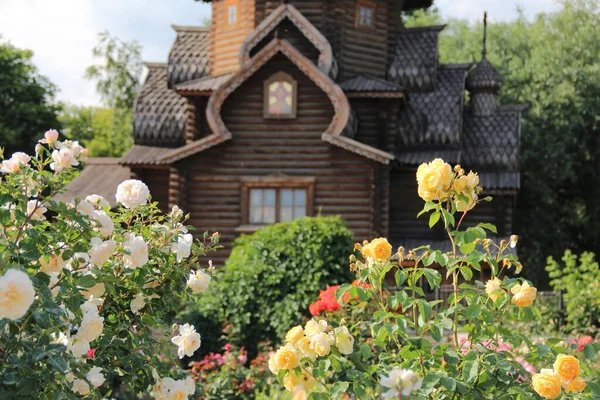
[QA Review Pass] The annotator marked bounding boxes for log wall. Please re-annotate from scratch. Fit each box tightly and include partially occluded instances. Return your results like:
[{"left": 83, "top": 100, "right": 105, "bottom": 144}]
[
  {"left": 210, "top": 0, "right": 256, "bottom": 76},
  {"left": 184, "top": 54, "right": 376, "bottom": 265}
]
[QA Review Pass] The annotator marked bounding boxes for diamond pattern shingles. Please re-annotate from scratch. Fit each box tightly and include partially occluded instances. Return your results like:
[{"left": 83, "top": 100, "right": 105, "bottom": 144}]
[
  {"left": 397, "top": 65, "right": 469, "bottom": 147},
  {"left": 133, "top": 63, "right": 187, "bottom": 146},
  {"left": 462, "top": 106, "right": 522, "bottom": 171},
  {"left": 167, "top": 26, "right": 210, "bottom": 88},
  {"left": 388, "top": 25, "right": 444, "bottom": 91},
  {"left": 339, "top": 75, "right": 404, "bottom": 92}
]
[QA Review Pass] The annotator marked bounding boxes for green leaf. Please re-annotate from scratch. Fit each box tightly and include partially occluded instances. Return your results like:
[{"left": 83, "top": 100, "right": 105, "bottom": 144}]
[
  {"left": 460, "top": 266, "right": 473, "bottom": 281},
  {"left": 360, "top": 344, "right": 372, "bottom": 360},
  {"left": 460, "top": 242, "right": 476, "bottom": 254},
  {"left": 2, "top": 370, "right": 19, "bottom": 385},
  {"left": 47, "top": 353, "right": 69, "bottom": 373},
  {"left": 429, "top": 211, "right": 441, "bottom": 228},
  {"left": 462, "top": 360, "right": 479, "bottom": 384},
  {"left": 422, "top": 268, "right": 442, "bottom": 288},
  {"left": 583, "top": 343, "right": 596, "bottom": 360},
  {"left": 417, "top": 201, "right": 437, "bottom": 217},
  {"left": 78, "top": 274, "right": 96, "bottom": 288},
  {"left": 465, "top": 303, "right": 481, "bottom": 319},
  {"left": 395, "top": 269, "right": 407, "bottom": 287},
  {"left": 477, "top": 223, "right": 497, "bottom": 233},
  {"left": 330, "top": 382, "right": 349, "bottom": 398},
  {"left": 441, "top": 208, "right": 455, "bottom": 227},
  {"left": 33, "top": 311, "right": 52, "bottom": 328}
]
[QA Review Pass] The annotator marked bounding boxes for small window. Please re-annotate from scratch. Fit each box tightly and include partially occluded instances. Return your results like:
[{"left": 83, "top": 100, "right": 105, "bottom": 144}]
[
  {"left": 225, "top": 0, "right": 239, "bottom": 25},
  {"left": 239, "top": 176, "right": 315, "bottom": 230},
  {"left": 249, "top": 188, "right": 307, "bottom": 224},
  {"left": 264, "top": 71, "right": 297, "bottom": 119},
  {"left": 356, "top": 0, "right": 376, "bottom": 29}
]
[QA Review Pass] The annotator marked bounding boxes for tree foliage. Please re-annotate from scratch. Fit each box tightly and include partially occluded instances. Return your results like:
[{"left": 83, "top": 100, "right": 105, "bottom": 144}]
[
  {"left": 0, "top": 39, "right": 60, "bottom": 155},
  {"left": 57, "top": 104, "right": 132, "bottom": 157},
  {"left": 405, "top": 0, "right": 600, "bottom": 285}
]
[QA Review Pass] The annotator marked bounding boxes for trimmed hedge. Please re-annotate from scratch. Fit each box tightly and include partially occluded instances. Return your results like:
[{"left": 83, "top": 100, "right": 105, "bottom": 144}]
[{"left": 189, "top": 216, "right": 354, "bottom": 358}]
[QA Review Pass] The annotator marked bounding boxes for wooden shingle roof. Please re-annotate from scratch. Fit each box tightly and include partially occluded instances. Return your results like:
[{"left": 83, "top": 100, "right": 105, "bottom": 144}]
[
  {"left": 133, "top": 63, "right": 187, "bottom": 146},
  {"left": 53, "top": 158, "right": 131, "bottom": 207},
  {"left": 339, "top": 75, "right": 404, "bottom": 98},
  {"left": 167, "top": 25, "right": 210, "bottom": 88}
]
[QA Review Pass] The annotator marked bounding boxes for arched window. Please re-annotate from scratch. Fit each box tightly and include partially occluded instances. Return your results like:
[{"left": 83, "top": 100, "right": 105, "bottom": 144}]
[{"left": 264, "top": 71, "right": 297, "bottom": 119}]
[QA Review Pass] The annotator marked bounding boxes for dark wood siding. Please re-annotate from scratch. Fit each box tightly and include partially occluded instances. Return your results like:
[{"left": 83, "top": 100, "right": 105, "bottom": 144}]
[
  {"left": 250, "top": 18, "right": 320, "bottom": 65},
  {"left": 185, "top": 54, "right": 376, "bottom": 265},
  {"left": 135, "top": 168, "right": 170, "bottom": 214}
]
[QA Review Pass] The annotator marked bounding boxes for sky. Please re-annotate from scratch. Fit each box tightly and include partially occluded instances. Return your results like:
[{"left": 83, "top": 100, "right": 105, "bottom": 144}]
[{"left": 0, "top": 0, "right": 559, "bottom": 107}]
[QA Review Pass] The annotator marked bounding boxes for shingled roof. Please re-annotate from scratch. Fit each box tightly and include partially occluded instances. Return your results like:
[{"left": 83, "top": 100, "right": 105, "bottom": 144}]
[
  {"left": 396, "top": 64, "right": 469, "bottom": 148},
  {"left": 133, "top": 63, "right": 188, "bottom": 147},
  {"left": 462, "top": 105, "right": 527, "bottom": 172},
  {"left": 53, "top": 158, "right": 131, "bottom": 207},
  {"left": 339, "top": 75, "right": 404, "bottom": 97},
  {"left": 175, "top": 73, "right": 233, "bottom": 95},
  {"left": 167, "top": 25, "right": 210, "bottom": 88},
  {"left": 388, "top": 25, "right": 445, "bottom": 91}
]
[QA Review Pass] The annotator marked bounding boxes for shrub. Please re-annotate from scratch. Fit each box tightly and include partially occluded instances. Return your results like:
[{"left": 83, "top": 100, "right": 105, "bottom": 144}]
[
  {"left": 0, "top": 131, "right": 218, "bottom": 398},
  {"left": 191, "top": 216, "right": 354, "bottom": 358},
  {"left": 546, "top": 250, "right": 600, "bottom": 333}
]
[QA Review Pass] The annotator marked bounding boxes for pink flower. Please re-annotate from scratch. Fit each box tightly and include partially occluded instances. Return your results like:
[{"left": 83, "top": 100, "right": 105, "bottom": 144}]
[
  {"left": 86, "top": 349, "right": 96, "bottom": 358},
  {"left": 223, "top": 343, "right": 232, "bottom": 352},
  {"left": 570, "top": 335, "right": 593, "bottom": 352}
]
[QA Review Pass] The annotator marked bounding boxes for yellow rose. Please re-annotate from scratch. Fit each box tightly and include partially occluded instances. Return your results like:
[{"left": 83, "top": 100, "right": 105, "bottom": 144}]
[
  {"left": 362, "top": 238, "right": 391, "bottom": 261},
  {"left": 564, "top": 376, "right": 586, "bottom": 393},
  {"left": 285, "top": 325, "right": 304, "bottom": 344},
  {"left": 532, "top": 369, "right": 563, "bottom": 399},
  {"left": 553, "top": 354, "right": 581, "bottom": 381},
  {"left": 455, "top": 191, "right": 477, "bottom": 212},
  {"left": 484, "top": 277, "right": 502, "bottom": 302},
  {"left": 296, "top": 336, "right": 318, "bottom": 360},
  {"left": 309, "top": 332, "right": 334, "bottom": 357},
  {"left": 453, "top": 175, "right": 469, "bottom": 193},
  {"left": 268, "top": 344, "right": 299, "bottom": 374},
  {"left": 466, "top": 171, "right": 479, "bottom": 188},
  {"left": 283, "top": 369, "right": 316, "bottom": 392},
  {"left": 416, "top": 159, "right": 453, "bottom": 201},
  {"left": 334, "top": 326, "right": 354, "bottom": 355},
  {"left": 511, "top": 281, "right": 537, "bottom": 307},
  {"left": 430, "top": 158, "right": 453, "bottom": 188}
]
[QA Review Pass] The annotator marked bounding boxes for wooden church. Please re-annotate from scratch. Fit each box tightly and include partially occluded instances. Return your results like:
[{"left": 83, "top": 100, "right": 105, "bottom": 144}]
[{"left": 70, "top": 0, "right": 527, "bottom": 264}]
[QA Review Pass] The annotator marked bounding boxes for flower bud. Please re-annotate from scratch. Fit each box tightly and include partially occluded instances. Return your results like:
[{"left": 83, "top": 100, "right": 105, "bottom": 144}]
[
  {"left": 35, "top": 144, "right": 43, "bottom": 154},
  {"left": 500, "top": 239, "right": 507, "bottom": 247},
  {"left": 503, "top": 258, "right": 511, "bottom": 268},
  {"left": 509, "top": 234, "right": 519, "bottom": 248}
]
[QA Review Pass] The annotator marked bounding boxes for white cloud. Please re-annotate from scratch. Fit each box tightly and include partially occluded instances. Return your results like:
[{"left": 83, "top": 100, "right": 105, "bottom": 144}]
[{"left": 435, "top": 0, "right": 560, "bottom": 22}]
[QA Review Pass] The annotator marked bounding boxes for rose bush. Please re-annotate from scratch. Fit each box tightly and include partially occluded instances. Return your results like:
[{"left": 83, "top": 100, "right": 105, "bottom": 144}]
[
  {"left": 0, "top": 131, "right": 219, "bottom": 398},
  {"left": 269, "top": 159, "right": 600, "bottom": 399}
]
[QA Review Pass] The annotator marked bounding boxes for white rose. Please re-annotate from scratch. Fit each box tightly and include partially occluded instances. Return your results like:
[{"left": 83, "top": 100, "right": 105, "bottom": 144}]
[
  {"left": 80, "top": 298, "right": 102, "bottom": 316},
  {"left": 173, "top": 233, "right": 193, "bottom": 262},
  {"left": 27, "top": 199, "right": 47, "bottom": 221},
  {"left": 72, "top": 378, "right": 90, "bottom": 395},
  {"left": 0, "top": 158, "right": 20, "bottom": 174},
  {"left": 39, "top": 253, "right": 66, "bottom": 274},
  {"left": 74, "top": 199, "right": 95, "bottom": 217},
  {"left": 48, "top": 272, "right": 60, "bottom": 298},
  {"left": 67, "top": 252, "right": 89, "bottom": 271},
  {"left": 0, "top": 269, "right": 35, "bottom": 320},
  {"left": 380, "top": 368, "right": 423, "bottom": 399},
  {"left": 11, "top": 152, "right": 31, "bottom": 165},
  {"left": 171, "top": 323, "right": 201, "bottom": 359},
  {"left": 76, "top": 313, "right": 104, "bottom": 342},
  {"left": 124, "top": 233, "right": 148, "bottom": 269},
  {"left": 89, "top": 237, "right": 116, "bottom": 266},
  {"left": 164, "top": 378, "right": 194, "bottom": 400},
  {"left": 41, "top": 129, "right": 59, "bottom": 144},
  {"left": 69, "top": 337, "right": 90, "bottom": 358},
  {"left": 87, "top": 367, "right": 105, "bottom": 388},
  {"left": 50, "top": 147, "right": 78, "bottom": 171},
  {"left": 186, "top": 270, "right": 211, "bottom": 294},
  {"left": 80, "top": 282, "right": 105, "bottom": 300},
  {"left": 308, "top": 332, "right": 334, "bottom": 357},
  {"left": 85, "top": 194, "right": 110, "bottom": 210},
  {"left": 130, "top": 293, "right": 146, "bottom": 314},
  {"left": 116, "top": 179, "right": 150, "bottom": 209},
  {"left": 92, "top": 210, "right": 114, "bottom": 237}
]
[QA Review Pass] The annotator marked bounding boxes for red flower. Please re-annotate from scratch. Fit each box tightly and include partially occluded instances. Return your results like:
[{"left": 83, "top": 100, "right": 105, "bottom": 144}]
[
  {"left": 570, "top": 335, "right": 593, "bottom": 352},
  {"left": 86, "top": 349, "right": 96, "bottom": 358}
]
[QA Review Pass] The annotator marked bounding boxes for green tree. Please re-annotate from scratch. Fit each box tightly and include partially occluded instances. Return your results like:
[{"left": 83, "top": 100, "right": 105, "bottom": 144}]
[
  {"left": 0, "top": 39, "right": 60, "bottom": 155},
  {"left": 57, "top": 104, "right": 132, "bottom": 157},
  {"left": 404, "top": 0, "right": 600, "bottom": 286}
]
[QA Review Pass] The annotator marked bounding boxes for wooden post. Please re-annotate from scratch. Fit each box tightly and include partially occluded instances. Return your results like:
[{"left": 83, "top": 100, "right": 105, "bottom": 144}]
[{"left": 185, "top": 98, "right": 197, "bottom": 144}]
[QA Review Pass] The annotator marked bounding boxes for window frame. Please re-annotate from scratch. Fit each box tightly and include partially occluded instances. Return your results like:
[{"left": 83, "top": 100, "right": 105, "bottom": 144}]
[
  {"left": 239, "top": 175, "right": 315, "bottom": 231},
  {"left": 263, "top": 71, "right": 298, "bottom": 120},
  {"left": 224, "top": 0, "right": 240, "bottom": 26},
  {"left": 355, "top": 0, "right": 376, "bottom": 29}
]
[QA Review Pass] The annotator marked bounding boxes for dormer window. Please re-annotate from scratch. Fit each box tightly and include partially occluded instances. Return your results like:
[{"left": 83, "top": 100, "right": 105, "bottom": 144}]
[
  {"left": 225, "top": 0, "right": 239, "bottom": 25},
  {"left": 356, "top": 0, "right": 376, "bottom": 29},
  {"left": 264, "top": 71, "right": 297, "bottom": 119}
]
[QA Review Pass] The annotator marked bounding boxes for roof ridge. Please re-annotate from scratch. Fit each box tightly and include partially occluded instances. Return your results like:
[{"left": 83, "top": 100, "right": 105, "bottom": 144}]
[
  {"left": 171, "top": 25, "right": 210, "bottom": 32},
  {"left": 144, "top": 62, "right": 166, "bottom": 68},
  {"left": 399, "top": 25, "right": 446, "bottom": 33},
  {"left": 438, "top": 63, "right": 472, "bottom": 70}
]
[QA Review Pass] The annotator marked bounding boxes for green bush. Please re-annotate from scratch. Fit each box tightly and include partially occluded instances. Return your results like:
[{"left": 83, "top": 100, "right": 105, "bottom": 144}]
[
  {"left": 546, "top": 250, "right": 600, "bottom": 333},
  {"left": 189, "top": 216, "right": 354, "bottom": 358}
]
